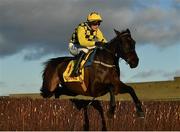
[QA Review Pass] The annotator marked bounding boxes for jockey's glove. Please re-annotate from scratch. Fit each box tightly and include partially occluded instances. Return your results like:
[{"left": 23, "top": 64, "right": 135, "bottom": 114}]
[{"left": 95, "top": 41, "right": 104, "bottom": 47}]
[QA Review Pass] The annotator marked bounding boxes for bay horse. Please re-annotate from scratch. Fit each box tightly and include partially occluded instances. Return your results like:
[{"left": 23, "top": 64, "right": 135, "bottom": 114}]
[{"left": 41, "top": 29, "right": 145, "bottom": 118}]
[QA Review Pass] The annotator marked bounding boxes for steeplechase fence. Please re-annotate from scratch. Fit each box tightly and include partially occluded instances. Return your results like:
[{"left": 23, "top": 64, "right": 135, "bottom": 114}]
[{"left": 0, "top": 97, "right": 180, "bottom": 131}]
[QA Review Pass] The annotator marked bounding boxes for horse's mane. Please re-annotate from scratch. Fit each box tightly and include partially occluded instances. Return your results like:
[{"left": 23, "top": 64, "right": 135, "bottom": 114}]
[
  {"left": 41, "top": 56, "right": 73, "bottom": 97},
  {"left": 43, "top": 56, "right": 73, "bottom": 68},
  {"left": 42, "top": 56, "right": 73, "bottom": 81}
]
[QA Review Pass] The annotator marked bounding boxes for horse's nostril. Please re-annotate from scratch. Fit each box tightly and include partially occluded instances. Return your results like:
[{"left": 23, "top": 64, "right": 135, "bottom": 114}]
[
  {"left": 136, "top": 58, "right": 139, "bottom": 65},
  {"left": 129, "top": 57, "right": 139, "bottom": 68}
]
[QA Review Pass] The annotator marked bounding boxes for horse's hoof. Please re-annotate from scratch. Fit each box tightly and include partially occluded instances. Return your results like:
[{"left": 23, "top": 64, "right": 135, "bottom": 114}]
[
  {"left": 102, "top": 126, "right": 107, "bottom": 131},
  {"left": 136, "top": 111, "right": 145, "bottom": 118}
]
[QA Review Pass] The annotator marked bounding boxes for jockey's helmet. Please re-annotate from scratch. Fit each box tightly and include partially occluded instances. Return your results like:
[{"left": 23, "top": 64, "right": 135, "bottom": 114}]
[{"left": 87, "top": 12, "right": 102, "bottom": 22}]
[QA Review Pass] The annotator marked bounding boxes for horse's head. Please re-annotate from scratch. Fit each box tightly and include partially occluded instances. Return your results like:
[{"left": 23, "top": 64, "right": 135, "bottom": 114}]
[{"left": 114, "top": 29, "right": 139, "bottom": 68}]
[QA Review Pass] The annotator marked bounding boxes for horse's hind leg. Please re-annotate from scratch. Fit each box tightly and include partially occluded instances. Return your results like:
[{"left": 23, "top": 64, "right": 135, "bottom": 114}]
[
  {"left": 92, "top": 100, "right": 107, "bottom": 131},
  {"left": 41, "top": 70, "right": 60, "bottom": 98},
  {"left": 54, "top": 86, "right": 62, "bottom": 98},
  {"left": 119, "top": 81, "right": 145, "bottom": 118},
  {"left": 54, "top": 85, "right": 78, "bottom": 98}
]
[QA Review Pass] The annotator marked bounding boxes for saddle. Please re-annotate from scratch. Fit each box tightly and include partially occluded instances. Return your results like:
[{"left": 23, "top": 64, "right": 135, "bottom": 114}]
[{"left": 63, "top": 50, "right": 95, "bottom": 91}]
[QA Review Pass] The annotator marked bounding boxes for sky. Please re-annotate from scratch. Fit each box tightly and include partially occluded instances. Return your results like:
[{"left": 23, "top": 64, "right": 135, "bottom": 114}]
[{"left": 0, "top": 0, "right": 180, "bottom": 96}]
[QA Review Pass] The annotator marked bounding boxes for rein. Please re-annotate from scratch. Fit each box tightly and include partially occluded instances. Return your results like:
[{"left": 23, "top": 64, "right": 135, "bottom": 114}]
[
  {"left": 101, "top": 37, "right": 119, "bottom": 58},
  {"left": 104, "top": 32, "right": 135, "bottom": 62},
  {"left": 91, "top": 31, "right": 132, "bottom": 68},
  {"left": 92, "top": 37, "right": 118, "bottom": 68}
]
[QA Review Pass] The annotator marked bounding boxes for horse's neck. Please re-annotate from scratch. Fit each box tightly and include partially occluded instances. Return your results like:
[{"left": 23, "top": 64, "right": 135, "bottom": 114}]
[
  {"left": 94, "top": 37, "right": 119, "bottom": 65},
  {"left": 106, "top": 37, "right": 119, "bottom": 54}
]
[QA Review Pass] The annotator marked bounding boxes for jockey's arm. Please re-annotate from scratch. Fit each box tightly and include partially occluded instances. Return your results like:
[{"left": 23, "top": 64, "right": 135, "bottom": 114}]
[
  {"left": 77, "top": 26, "right": 95, "bottom": 47},
  {"left": 96, "top": 28, "right": 107, "bottom": 43}
]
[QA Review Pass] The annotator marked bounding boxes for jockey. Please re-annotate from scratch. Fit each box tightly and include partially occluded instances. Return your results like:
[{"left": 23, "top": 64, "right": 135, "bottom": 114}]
[{"left": 69, "top": 12, "right": 107, "bottom": 76}]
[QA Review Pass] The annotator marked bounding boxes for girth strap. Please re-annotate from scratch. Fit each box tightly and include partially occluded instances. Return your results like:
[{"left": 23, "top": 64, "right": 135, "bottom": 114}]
[{"left": 93, "top": 60, "right": 116, "bottom": 68}]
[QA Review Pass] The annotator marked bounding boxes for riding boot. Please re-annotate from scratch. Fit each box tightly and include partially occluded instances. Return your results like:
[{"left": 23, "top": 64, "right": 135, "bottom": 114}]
[{"left": 71, "top": 51, "right": 86, "bottom": 77}]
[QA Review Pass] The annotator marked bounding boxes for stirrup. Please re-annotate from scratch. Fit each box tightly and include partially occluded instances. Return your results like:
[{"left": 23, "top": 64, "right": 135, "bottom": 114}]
[
  {"left": 70, "top": 65, "right": 80, "bottom": 77},
  {"left": 70, "top": 70, "right": 79, "bottom": 77}
]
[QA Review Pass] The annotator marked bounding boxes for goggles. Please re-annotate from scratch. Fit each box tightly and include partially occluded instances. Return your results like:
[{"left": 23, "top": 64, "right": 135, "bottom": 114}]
[{"left": 90, "top": 21, "right": 101, "bottom": 26}]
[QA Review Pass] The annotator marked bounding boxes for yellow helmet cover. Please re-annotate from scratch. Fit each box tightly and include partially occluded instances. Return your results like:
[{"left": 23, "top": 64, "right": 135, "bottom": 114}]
[{"left": 87, "top": 12, "right": 102, "bottom": 22}]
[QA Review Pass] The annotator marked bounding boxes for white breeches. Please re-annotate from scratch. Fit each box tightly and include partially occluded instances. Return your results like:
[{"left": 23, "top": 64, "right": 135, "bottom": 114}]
[{"left": 68, "top": 43, "right": 95, "bottom": 56}]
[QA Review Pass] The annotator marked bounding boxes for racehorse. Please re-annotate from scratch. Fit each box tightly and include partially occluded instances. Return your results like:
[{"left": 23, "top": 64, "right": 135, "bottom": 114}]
[{"left": 41, "top": 29, "right": 145, "bottom": 118}]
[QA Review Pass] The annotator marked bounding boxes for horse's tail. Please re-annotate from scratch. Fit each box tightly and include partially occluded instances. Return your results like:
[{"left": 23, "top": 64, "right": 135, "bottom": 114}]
[{"left": 40, "top": 57, "right": 72, "bottom": 98}]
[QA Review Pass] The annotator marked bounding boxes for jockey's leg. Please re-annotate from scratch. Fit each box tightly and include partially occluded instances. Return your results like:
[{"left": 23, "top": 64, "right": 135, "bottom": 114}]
[{"left": 71, "top": 51, "right": 86, "bottom": 77}]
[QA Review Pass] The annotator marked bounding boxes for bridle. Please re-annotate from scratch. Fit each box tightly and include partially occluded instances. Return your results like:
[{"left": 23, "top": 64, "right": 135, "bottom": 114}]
[
  {"left": 93, "top": 31, "right": 136, "bottom": 68},
  {"left": 104, "top": 32, "right": 134, "bottom": 57},
  {"left": 105, "top": 32, "right": 136, "bottom": 65}
]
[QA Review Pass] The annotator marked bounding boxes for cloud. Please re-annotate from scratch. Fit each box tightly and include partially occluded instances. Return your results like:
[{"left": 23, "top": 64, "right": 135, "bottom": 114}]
[
  {"left": 0, "top": 0, "right": 180, "bottom": 59},
  {"left": 0, "top": 81, "right": 6, "bottom": 87},
  {"left": 162, "top": 69, "right": 180, "bottom": 78},
  {"left": 131, "top": 69, "right": 180, "bottom": 80},
  {"left": 133, "top": 8, "right": 180, "bottom": 47},
  {"left": 131, "top": 70, "right": 163, "bottom": 79}
]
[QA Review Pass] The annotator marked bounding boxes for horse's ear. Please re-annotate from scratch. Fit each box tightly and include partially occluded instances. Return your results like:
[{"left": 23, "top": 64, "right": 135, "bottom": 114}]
[
  {"left": 126, "top": 28, "right": 130, "bottom": 33},
  {"left": 114, "top": 29, "right": 120, "bottom": 36}
]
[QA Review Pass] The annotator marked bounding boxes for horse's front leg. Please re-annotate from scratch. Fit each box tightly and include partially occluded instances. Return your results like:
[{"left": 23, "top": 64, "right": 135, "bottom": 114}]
[
  {"left": 118, "top": 81, "right": 145, "bottom": 118},
  {"left": 107, "top": 85, "right": 116, "bottom": 118}
]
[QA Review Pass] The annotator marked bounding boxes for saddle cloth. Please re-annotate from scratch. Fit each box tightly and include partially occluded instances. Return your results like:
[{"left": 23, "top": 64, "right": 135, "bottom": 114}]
[{"left": 63, "top": 51, "right": 93, "bottom": 91}]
